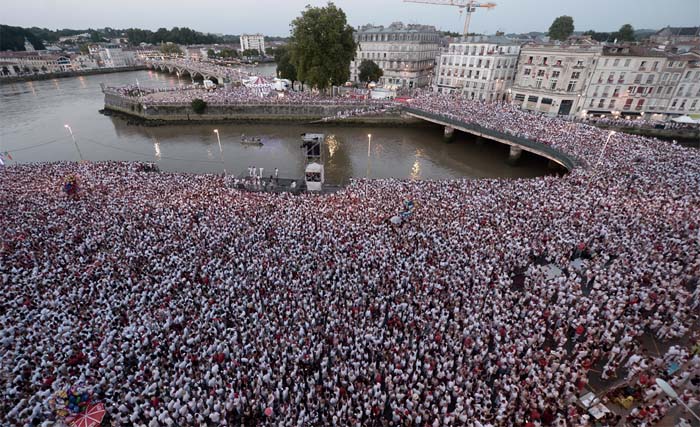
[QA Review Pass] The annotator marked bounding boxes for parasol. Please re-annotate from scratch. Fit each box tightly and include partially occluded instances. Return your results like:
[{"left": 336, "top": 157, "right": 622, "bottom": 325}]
[{"left": 70, "top": 403, "right": 105, "bottom": 427}]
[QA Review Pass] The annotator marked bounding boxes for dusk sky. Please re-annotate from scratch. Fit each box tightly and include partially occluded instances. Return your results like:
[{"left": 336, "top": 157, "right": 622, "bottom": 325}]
[{"left": 4, "top": 0, "right": 699, "bottom": 36}]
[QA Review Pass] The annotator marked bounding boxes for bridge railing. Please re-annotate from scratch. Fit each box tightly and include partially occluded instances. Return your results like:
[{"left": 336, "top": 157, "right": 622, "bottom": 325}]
[{"left": 402, "top": 106, "right": 580, "bottom": 170}]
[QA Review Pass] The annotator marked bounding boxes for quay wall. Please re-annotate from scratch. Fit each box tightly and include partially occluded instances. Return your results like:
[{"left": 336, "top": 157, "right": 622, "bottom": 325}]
[{"left": 0, "top": 66, "right": 148, "bottom": 84}]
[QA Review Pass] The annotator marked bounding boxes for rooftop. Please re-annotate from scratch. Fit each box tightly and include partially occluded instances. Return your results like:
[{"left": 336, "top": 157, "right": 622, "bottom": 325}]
[{"left": 357, "top": 22, "right": 437, "bottom": 34}]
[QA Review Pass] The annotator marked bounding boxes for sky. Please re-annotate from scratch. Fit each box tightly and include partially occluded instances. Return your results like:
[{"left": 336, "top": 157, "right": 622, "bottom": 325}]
[{"left": 3, "top": 0, "right": 699, "bottom": 37}]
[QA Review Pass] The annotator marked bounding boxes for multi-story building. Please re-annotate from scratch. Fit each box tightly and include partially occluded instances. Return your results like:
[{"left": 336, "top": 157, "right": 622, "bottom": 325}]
[
  {"left": 434, "top": 35, "right": 520, "bottom": 102},
  {"left": 511, "top": 39, "right": 601, "bottom": 116},
  {"left": 664, "top": 52, "right": 700, "bottom": 116},
  {"left": 350, "top": 22, "right": 440, "bottom": 88},
  {"left": 581, "top": 45, "right": 700, "bottom": 118},
  {"left": 0, "top": 52, "right": 73, "bottom": 75},
  {"left": 240, "top": 34, "right": 266, "bottom": 55},
  {"left": 98, "top": 46, "right": 136, "bottom": 68}
]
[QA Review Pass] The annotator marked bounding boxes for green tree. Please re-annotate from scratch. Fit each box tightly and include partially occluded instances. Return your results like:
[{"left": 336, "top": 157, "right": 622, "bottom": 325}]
[
  {"left": 79, "top": 43, "right": 90, "bottom": 54},
  {"left": 207, "top": 48, "right": 217, "bottom": 58},
  {"left": 274, "top": 45, "right": 297, "bottom": 81},
  {"left": 358, "top": 59, "right": 383, "bottom": 83},
  {"left": 548, "top": 15, "right": 574, "bottom": 41},
  {"left": 242, "top": 49, "right": 260, "bottom": 57},
  {"left": 220, "top": 48, "right": 238, "bottom": 58},
  {"left": 616, "top": 24, "right": 635, "bottom": 42},
  {"left": 160, "top": 43, "right": 183, "bottom": 56},
  {"left": 191, "top": 99, "right": 207, "bottom": 114},
  {"left": 583, "top": 30, "right": 612, "bottom": 42},
  {"left": 288, "top": 2, "right": 356, "bottom": 90}
]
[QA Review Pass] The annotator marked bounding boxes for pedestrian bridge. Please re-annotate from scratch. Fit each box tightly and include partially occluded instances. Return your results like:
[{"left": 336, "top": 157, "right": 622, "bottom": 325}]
[{"left": 403, "top": 106, "right": 580, "bottom": 171}]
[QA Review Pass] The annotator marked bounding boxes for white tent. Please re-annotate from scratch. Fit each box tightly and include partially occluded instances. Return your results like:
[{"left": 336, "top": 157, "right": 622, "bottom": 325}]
[{"left": 671, "top": 115, "right": 700, "bottom": 124}]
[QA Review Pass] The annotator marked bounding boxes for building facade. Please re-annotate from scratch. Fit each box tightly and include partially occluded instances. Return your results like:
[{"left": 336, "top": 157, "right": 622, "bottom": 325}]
[
  {"left": 98, "top": 46, "right": 136, "bottom": 68},
  {"left": 350, "top": 22, "right": 440, "bottom": 88},
  {"left": 240, "top": 34, "right": 266, "bottom": 55},
  {"left": 581, "top": 46, "right": 700, "bottom": 118},
  {"left": 511, "top": 40, "right": 601, "bottom": 116},
  {"left": 434, "top": 35, "right": 520, "bottom": 102},
  {"left": 0, "top": 52, "right": 73, "bottom": 75}
]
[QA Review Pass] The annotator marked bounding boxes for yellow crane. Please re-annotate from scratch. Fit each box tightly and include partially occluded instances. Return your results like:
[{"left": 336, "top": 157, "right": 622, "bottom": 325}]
[{"left": 403, "top": 0, "right": 496, "bottom": 37}]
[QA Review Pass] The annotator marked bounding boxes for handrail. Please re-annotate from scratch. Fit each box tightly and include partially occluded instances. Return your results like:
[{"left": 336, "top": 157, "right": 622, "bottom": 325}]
[{"left": 402, "top": 106, "right": 580, "bottom": 171}]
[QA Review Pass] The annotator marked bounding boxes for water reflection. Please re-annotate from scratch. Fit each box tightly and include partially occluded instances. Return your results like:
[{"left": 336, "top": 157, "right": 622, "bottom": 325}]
[{"left": 0, "top": 70, "right": 554, "bottom": 182}]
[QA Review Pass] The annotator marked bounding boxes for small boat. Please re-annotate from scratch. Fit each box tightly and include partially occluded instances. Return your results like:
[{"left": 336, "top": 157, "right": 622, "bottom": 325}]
[{"left": 240, "top": 134, "right": 263, "bottom": 146}]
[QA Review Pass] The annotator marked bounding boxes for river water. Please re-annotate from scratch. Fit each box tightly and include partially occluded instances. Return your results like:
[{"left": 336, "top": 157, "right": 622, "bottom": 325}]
[{"left": 0, "top": 70, "right": 553, "bottom": 182}]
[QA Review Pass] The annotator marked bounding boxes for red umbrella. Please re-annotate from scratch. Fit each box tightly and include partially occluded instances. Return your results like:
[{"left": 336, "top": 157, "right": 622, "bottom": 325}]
[{"left": 70, "top": 403, "right": 105, "bottom": 427}]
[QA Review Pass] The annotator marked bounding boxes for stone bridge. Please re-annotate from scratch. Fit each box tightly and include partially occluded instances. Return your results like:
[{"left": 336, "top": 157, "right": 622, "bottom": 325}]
[
  {"left": 145, "top": 60, "right": 245, "bottom": 88},
  {"left": 403, "top": 106, "right": 579, "bottom": 171}
]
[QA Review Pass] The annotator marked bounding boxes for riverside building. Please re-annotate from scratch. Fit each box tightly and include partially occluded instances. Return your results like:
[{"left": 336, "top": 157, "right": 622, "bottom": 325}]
[
  {"left": 433, "top": 35, "right": 520, "bottom": 102},
  {"left": 350, "top": 22, "right": 440, "bottom": 88}
]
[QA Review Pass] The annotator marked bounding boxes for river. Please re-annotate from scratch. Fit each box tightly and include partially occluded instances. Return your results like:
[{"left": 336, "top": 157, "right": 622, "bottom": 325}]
[{"left": 0, "top": 69, "right": 554, "bottom": 182}]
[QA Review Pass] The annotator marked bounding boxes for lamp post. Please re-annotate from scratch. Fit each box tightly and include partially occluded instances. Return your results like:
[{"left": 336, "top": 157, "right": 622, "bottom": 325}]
[
  {"left": 213, "top": 129, "right": 226, "bottom": 176},
  {"left": 366, "top": 133, "right": 372, "bottom": 194},
  {"left": 595, "top": 130, "right": 616, "bottom": 170},
  {"left": 655, "top": 378, "right": 700, "bottom": 422},
  {"left": 64, "top": 124, "right": 83, "bottom": 161}
]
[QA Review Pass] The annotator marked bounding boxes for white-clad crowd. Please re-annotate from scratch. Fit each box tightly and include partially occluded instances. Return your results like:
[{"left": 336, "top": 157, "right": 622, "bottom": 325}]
[{"left": 2, "top": 92, "right": 699, "bottom": 427}]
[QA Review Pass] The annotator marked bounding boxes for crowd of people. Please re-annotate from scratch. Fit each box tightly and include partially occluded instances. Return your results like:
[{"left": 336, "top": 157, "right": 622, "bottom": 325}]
[
  {"left": 2, "top": 91, "right": 699, "bottom": 426},
  {"left": 578, "top": 115, "right": 699, "bottom": 131}
]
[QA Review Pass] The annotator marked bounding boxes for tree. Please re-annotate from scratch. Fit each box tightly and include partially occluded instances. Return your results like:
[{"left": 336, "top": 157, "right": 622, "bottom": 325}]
[
  {"left": 548, "top": 16, "right": 574, "bottom": 41},
  {"left": 160, "top": 43, "right": 183, "bottom": 56},
  {"left": 615, "top": 24, "right": 635, "bottom": 42},
  {"left": 220, "top": 48, "right": 237, "bottom": 58},
  {"left": 288, "top": 2, "right": 356, "bottom": 90},
  {"left": 275, "top": 45, "right": 297, "bottom": 81},
  {"left": 207, "top": 48, "right": 217, "bottom": 58},
  {"left": 79, "top": 43, "right": 90, "bottom": 54},
  {"left": 358, "top": 60, "right": 383, "bottom": 83},
  {"left": 191, "top": 99, "right": 207, "bottom": 114},
  {"left": 583, "top": 30, "right": 612, "bottom": 42},
  {"left": 241, "top": 49, "right": 260, "bottom": 57}
]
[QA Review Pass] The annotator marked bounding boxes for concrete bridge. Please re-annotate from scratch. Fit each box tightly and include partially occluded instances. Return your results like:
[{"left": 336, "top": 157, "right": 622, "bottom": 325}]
[
  {"left": 403, "top": 106, "right": 580, "bottom": 171},
  {"left": 145, "top": 60, "right": 245, "bottom": 88}
]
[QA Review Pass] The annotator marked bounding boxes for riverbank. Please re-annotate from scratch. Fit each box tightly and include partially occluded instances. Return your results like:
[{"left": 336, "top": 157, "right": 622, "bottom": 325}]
[{"left": 0, "top": 65, "right": 149, "bottom": 84}]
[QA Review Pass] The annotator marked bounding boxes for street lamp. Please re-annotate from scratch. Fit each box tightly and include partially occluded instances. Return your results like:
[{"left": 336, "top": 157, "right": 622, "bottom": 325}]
[
  {"left": 366, "top": 133, "right": 372, "bottom": 194},
  {"left": 655, "top": 378, "right": 700, "bottom": 422},
  {"left": 213, "top": 129, "right": 226, "bottom": 176},
  {"left": 64, "top": 124, "right": 83, "bottom": 161},
  {"left": 595, "top": 130, "right": 615, "bottom": 170}
]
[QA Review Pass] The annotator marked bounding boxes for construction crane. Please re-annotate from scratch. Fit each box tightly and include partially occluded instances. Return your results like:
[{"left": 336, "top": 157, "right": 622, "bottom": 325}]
[{"left": 403, "top": 0, "right": 496, "bottom": 37}]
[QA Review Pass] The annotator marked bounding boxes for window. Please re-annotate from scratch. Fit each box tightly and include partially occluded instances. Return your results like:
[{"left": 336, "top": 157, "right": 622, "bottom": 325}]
[
  {"left": 691, "top": 100, "right": 698, "bottom": 110},
  {"left": 541, "top": 97, "right": 553, "bottom": 105},
  {"left": 679, "top": 100, "right": 686, "bottom": 110},
  {"left": 624, "top": 59, "right": 631, "bottom": 67},
  {"left": 608, "top": 99, "right": 616, "bottom": 109},
  {"left": 567, "top": 81, "right": 576, "bottom": 92},
  {"left": 636, "top": 99, "right": 645, "bottom": 110},
  {"left": 613, "top": 59, "right": 620, "bottom": 66},
  {"left": 618, "top": 72, "right": 626, "bottom": 83},
  {"left": 535, "top": 78, "right": 543, "bottom": 88},
  {"left": 639, "top": 60, "right": 647, "bottom": 70},
  {"left": 634, "top": 74, "right": 642, "bottom": 84},
  {"left": 550, "top": 80, "right": 557, "bottom": 90},
  {"left": 514, "top": 93, "right": 525, "bottom": 101},
  {"left": 555, "top": 59, "right": 562, "bottom": 67},
  {"left": 527, "top": 95, "right": 538, "bottom": 102},
  {"left": 589, "top": 98, "right": 595, "bottom": 107},
  {"left": 598, "top": 99, "right": 605, "bottom": 108},
  {"left": 576, "top": 60, "right": 584, "bottom": 67},
  {"left": 612, "top": 87, "right": 620, "bottom": 97},
  {"left": 543, "top": 57, "right": 548, "bottom": 65},
  {"left": 671, "top": 99, "right": 678, "bottom": 109},
  {"left": 571, "top": 71, "right": 580, "bottom": 79},
  {"left": 537, "top": 69, "right": 545, "bottom": 77},
  {"left": 624, "top": 99, "right": 633, "bottom": 109}
]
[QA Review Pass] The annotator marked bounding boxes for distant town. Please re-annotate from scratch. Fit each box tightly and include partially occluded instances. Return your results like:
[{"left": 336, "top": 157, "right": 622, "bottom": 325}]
[{"left": 2, "top": 21, "right": 698, "bottom": 121}]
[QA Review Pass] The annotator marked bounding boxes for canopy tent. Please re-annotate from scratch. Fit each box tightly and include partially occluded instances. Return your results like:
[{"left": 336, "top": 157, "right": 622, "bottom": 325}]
[{"left": 671, "top": 115, "right": 700, "bottom": 124}]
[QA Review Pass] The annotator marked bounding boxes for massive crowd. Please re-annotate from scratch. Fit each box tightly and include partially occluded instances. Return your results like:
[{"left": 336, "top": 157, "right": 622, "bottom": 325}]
[{"left": 2, "top": 92, "right": 699, "bottom": 427}]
